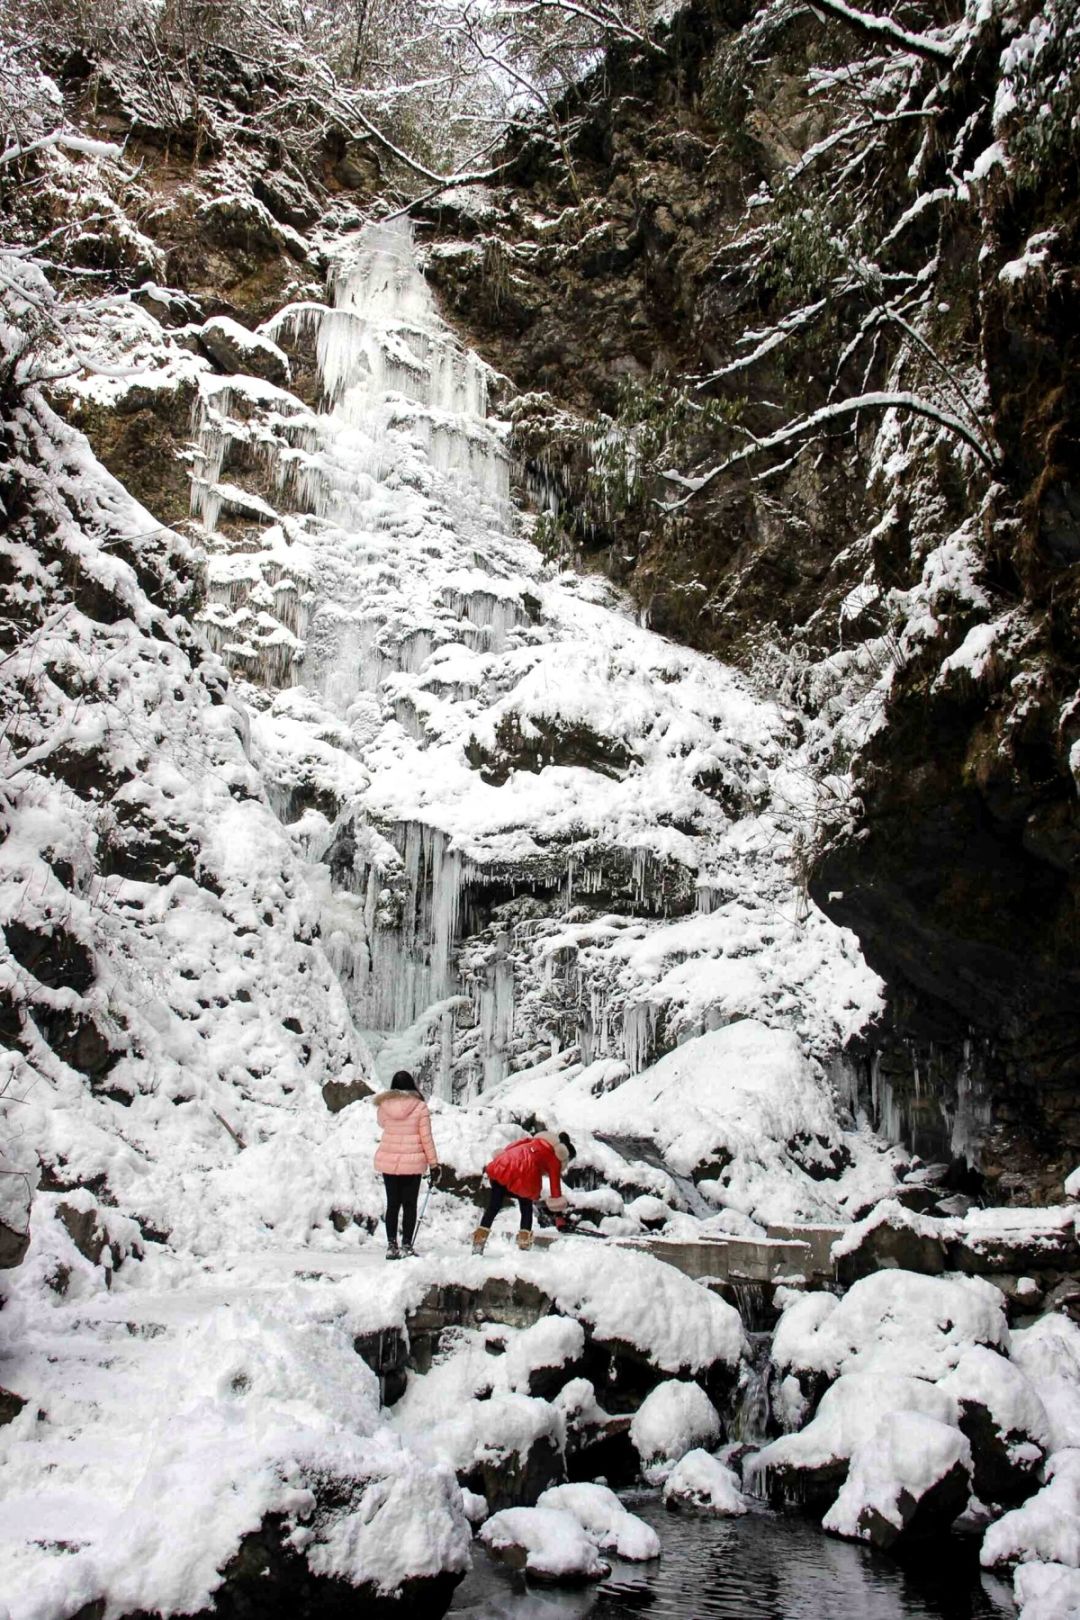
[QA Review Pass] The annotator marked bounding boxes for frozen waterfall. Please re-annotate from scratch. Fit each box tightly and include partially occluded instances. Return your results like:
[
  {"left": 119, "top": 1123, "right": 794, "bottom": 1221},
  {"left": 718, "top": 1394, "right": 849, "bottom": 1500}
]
[{"left": 185, "top": 217, "right": 881, "bottom": 1104}]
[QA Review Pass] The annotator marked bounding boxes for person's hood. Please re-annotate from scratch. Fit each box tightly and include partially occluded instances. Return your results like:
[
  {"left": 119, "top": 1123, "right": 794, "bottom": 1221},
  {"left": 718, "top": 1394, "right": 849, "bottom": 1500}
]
[
  {"left": 373, "top": 1090, "right": 425, "bottom": 1114},
  {"left": 536, "top": 1130, "right": 570, "bottom": 1165}
]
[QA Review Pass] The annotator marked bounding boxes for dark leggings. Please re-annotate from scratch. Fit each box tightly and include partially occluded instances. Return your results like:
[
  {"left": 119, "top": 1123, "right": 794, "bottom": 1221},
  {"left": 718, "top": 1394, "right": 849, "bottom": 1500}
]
[
  {"left": 384, "top": 1173, "right": 421, "bottom": 1246},
  {"left": 482, "top": 1179, "right": 533, "bottom": 1232}
]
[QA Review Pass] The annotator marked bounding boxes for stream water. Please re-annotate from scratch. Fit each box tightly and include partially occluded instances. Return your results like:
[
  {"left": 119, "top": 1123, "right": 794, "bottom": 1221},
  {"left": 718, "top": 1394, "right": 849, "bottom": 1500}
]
[{"left": 448, "top": 1496, "right": 1017, "bottom": 1620}]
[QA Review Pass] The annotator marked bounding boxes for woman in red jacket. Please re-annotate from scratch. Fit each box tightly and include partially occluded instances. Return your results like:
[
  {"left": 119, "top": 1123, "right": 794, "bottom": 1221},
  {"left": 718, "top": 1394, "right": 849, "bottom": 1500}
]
[{"left": 473, "top": 1130, "right": 575, "bottom": 1253}]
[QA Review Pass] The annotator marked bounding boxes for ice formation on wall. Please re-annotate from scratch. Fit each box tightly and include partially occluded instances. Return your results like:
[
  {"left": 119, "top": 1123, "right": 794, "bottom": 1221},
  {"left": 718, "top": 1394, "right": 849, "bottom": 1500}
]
[{"left": 187, "top": 218, "right": 881, "bottom": 1096}]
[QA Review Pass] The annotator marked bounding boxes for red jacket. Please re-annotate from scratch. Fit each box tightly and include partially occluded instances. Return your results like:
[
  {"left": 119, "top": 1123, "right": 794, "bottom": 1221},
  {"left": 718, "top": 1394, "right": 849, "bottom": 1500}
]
[{"left": 486, "top": 1134, "right": 564, "bottom": 1201}]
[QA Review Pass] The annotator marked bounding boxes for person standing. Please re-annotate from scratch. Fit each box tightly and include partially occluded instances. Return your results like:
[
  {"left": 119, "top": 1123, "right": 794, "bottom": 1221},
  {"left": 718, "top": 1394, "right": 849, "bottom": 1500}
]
[
  {"left": 473, "top": 1130, "right": 574, "bottom": 1253},
  {"left": 373, "top": 1070, "right": 439, "bottom": 1259}
]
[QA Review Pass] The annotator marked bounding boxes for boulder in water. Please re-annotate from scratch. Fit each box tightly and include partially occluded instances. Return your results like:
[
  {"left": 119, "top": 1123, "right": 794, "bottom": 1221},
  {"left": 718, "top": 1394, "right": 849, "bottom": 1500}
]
[
  {"left": 822, "top": 1411, "right": 972, "bottom": 1550},
  {"left": 479, "top": 1506, "right": 611, "bottom": 1583},
  {"left": 663, "top": 1449, "right": 746, "bottom": 1516}
]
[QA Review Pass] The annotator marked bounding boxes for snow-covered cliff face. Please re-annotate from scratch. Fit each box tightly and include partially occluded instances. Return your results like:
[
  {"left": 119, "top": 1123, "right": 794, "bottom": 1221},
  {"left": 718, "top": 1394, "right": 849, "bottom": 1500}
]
[
  {"left": 0, "top": 351, "right": 369, "bottom": 1256},
  {"left": 181, "top": 218, "right": 880, "bottom": 1100}
]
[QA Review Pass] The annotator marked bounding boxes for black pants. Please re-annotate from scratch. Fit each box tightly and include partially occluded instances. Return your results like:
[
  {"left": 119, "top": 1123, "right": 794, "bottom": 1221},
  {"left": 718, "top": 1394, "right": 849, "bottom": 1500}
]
[
  {"left": 383, "top": 1173, "right": 421, "bottom": 1246},
  {"left": 481, "top": 1178, "right": 533, "bottom": 1232}
]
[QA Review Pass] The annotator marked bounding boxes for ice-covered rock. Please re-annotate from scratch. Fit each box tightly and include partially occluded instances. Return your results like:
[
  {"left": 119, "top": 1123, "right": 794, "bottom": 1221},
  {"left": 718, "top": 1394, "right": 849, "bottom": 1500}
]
[
  {"left": 629, "top": 1380, "right": 722, "bottom": 1481},
  {"left": 747, "top": 1372, "right": 958, "bottom": 1513},
  {"left": 537, "top": 1483, "right": 660, "bottom": 1559},
  {"left": 982, "top": 1449, "right": 1080, "bottom": 1571},
  {"left": 479, "top": 1506, "right": 610, "bottom": 1582},
  {"left": 663, "top": 1449, "right": 746, "bottom": 1515},
  {"left": 822, "top": 1411, "right": 972, "bottom": 1550},
  {"left": 940, "top": 1346, "right": 1051, "bottom": 1506}
]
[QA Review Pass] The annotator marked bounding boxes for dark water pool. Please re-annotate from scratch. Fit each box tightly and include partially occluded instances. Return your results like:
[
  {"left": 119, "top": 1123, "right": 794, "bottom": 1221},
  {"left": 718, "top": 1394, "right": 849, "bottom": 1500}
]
[{"left": 448, "top": 1496, "right": 1017, "bottom": 1620}]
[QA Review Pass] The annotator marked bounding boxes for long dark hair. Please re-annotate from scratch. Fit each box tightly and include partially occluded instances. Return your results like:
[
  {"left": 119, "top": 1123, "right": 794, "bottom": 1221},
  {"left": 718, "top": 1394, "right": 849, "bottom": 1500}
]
[{"left": 391, "top": 1070, "right": 418, "bottom": 1091}]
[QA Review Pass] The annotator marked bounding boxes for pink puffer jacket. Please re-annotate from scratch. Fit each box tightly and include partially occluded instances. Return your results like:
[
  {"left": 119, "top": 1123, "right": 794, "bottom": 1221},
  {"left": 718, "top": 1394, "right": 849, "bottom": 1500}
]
[{"left": 373, "top": 1090, "right": 438, "bottom": 1176}]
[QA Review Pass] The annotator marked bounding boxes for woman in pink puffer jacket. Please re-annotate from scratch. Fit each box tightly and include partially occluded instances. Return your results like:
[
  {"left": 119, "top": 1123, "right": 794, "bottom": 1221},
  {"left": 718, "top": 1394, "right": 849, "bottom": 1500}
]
[{"left": 373, "top": 1070, "right": 439, "bottom": 1259}]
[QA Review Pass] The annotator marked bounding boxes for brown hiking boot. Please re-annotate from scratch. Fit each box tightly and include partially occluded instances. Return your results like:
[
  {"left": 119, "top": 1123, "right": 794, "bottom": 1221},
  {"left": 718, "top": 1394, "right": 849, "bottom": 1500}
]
[
  {"left": 516, "top": 1230, "right": 534, "bottom": 1251},
  {"left": 472, "top": 1226, "right": 490, "bottom": 1254}
]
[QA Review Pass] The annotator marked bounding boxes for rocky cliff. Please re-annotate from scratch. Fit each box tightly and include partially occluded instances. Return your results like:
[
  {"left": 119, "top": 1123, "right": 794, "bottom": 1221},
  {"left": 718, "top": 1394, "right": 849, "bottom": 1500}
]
[{"left": 415, "top": 0, "right": 1079, "bottom": 1197}]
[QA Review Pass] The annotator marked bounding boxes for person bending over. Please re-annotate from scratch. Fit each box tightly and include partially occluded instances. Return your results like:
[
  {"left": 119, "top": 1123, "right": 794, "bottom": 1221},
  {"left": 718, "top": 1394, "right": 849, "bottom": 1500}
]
[
  {"left": 473, "top": 1130, "right": 575, "bottom": 1253},
  {"left": 373, "top": 1070, "right": 439, "bottom": 1259}
]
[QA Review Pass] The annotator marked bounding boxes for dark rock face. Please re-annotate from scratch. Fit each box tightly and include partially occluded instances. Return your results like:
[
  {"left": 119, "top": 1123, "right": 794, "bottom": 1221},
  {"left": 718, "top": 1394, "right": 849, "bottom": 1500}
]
[
  {"left": 955, "top": 1399, "right": 1044, "bottom": 1510},
  {"left": 833, "top": 1213, "right": 948, "bottom": 1288},
  {"left": 0, "top": 1386, "right": 27, "bottom": 1425},
  {"left": 463, "top": 1433, "right": 564, "bottom": 1513},
  {"left": 321, "top": 1077, "right": 372, "bottom": 1114},
  {"left": 0, "top": 1218, "right": 29, "bottom": 1270}
]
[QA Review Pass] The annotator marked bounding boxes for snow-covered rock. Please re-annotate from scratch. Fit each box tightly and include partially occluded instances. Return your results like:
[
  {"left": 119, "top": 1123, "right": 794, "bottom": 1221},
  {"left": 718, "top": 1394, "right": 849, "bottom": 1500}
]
[
  {"left": 830, "top": 1199, "right": 949, "bottom": 1283},
  {"left": 629, "top": 1380, "right": 722, "bottom": 1481},
  {"left": 771, "top": 1270, "right": 1009, "bottom": 1392},
  {"left": 662, "top": 1449, "right": 746, "bottom": 1515},
  {"left": 822, "top": 1411, "right": 972, "bottom": 1550},
  {"left": 1010, "top": 1314, "right": 1080, "bottom": 1453},
  {"left": 537, "top": 1483, "right": 660, "bottom": 1559},
  {"left": 549, "top": 1243, "right": 746, "bottom": 1376},
  {"left": 747, "top": 1372, "right": 958, "bottom": 1512},
  {"left": 198, "top": 314, "right": 291, "bottom": 386},
  {"left": 1014, "top": 1561, "right": 1080, "bottom": 1620},
  {"left": 982, "top": 1449, "right": 1080, "bottom": 1571},
  {"left": 479, "top": 1506, "right": 610, "bottom": 1582},
  {"left": 951, "top": 1206, "right": 1078, "bottom": 1275},
  {"left": 940, "top": 1346, "right": 1051, "bottom": 1505}
]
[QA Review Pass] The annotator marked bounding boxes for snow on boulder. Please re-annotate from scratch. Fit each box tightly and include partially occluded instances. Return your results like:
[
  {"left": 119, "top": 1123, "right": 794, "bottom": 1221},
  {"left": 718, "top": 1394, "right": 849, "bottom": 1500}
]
[
  {"left": 537, "top": 1483, "right": 660, "bottom": 1559},
  {"left": 549, "top": 1243, "right": 745, "bottom": 1380},
  {"left": 822, "top": 1411, "right": 972, "bottom": 1551},
  {"left": 504, "top": 1317, "right": 586, "bottom": 1399},
  {"left": 630, "top": 1380, "right": 722, "bottom": 1482},
  {"left": 982, "top": 1449, "right": 1080, "bottom": 1571},
  {"left": 831, "top": 1200, "right": 949, "bottom": 1284},
  {"left": 746, "top": 1372, "right": 958, "bottom": 1513},
  {"left": 1010, "top": 1314, "right": 1080, "bottom": 1453},
  {"left": 198, "top": 315, "right": 291, "bottom": 386},
  {"left": 950, "top": 1206, "right": 1078, "bottom": 1275},
  {"left": 772, "top": 1270, "right": 1008, "bottom": 1401},
  {"left": 663, "top": 1449, "right": 746, "bottom": 1516},
  {"left": 1014, "top": 1562, "right": 1080, "bottom": 1620},
  {"left": 940, "top": 1346, "right": 1051, "bottom": 1506},
  {"left": 479, "top": 1506, "right": 611, "bottom": 1583}
]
